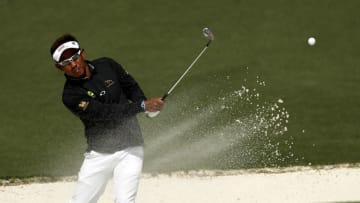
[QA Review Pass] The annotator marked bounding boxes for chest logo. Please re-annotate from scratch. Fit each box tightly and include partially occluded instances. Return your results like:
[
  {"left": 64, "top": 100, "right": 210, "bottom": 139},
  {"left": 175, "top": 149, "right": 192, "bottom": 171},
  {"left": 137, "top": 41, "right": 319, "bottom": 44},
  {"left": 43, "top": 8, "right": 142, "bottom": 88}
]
[
  {"left": 87, "top": 91, "right": 96, "bottom": 98},
  {"left": 78, "top": 101, "right": 89, "bottom": 111},
  {"left": 104, "top": 80, "right": 115, "bottom": 88},
  {"left": 100, "top": 90, "right": 106, "bottom": 96}
]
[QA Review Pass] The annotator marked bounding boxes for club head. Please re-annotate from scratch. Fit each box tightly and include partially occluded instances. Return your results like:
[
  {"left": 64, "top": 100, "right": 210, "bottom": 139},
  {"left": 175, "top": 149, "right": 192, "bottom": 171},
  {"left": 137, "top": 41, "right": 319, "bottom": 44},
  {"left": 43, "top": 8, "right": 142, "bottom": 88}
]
[{"left": 203, "top": 27, "right": 214, "bottom": 41}]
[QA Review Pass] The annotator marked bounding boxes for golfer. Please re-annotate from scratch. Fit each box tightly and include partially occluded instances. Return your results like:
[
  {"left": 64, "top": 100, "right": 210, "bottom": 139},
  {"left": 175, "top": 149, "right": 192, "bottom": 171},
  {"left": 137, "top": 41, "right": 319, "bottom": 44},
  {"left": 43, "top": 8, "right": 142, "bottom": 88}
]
[{"left": 50, "top": 34, "right": 164, "bottom": 203}]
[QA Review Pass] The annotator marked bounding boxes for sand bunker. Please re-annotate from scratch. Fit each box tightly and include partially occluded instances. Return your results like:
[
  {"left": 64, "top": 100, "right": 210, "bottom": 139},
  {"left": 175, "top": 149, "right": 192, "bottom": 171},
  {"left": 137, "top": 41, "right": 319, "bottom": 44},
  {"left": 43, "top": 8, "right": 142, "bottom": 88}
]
[{"left": 1, "top": 164, "right": 359, "bottom": 203}]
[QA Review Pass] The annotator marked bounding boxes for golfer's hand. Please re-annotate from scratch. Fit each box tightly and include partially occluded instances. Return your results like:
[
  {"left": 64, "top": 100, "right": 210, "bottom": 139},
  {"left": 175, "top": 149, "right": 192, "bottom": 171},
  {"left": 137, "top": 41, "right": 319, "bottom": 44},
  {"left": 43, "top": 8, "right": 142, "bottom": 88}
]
[{"left": 145, "top": 98, "right": 164, "bottom": 112}]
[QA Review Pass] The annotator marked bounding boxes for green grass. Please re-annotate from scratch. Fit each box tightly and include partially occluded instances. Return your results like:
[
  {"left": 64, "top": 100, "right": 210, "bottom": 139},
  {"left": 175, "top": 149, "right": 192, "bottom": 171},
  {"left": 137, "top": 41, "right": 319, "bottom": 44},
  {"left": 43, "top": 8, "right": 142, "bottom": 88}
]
[{"left": 0, "top": 0, "right": 360, "bottom": 177}]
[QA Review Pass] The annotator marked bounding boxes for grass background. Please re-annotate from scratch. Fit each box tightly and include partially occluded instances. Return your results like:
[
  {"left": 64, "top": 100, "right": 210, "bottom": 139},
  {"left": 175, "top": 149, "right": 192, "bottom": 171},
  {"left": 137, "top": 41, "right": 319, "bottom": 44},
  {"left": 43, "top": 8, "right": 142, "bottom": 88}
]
[{"left": 0, "top": 0, "right": 359, "bottom": 177}]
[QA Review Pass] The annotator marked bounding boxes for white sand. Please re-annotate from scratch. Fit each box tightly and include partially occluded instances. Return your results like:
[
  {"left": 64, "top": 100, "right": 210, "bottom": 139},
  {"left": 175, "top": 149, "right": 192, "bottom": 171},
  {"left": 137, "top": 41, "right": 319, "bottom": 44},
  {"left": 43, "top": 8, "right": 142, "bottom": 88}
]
[{"left": 1, "top": 165, "right": 359, "bottom": 203}]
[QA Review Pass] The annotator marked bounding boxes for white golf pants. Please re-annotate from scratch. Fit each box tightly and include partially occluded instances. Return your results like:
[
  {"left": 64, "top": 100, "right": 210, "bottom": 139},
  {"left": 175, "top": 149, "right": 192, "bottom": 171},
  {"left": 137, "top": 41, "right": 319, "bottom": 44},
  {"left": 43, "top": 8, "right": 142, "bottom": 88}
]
[{"left": 69, "top": 146, "right": 144, "bottom": 203}]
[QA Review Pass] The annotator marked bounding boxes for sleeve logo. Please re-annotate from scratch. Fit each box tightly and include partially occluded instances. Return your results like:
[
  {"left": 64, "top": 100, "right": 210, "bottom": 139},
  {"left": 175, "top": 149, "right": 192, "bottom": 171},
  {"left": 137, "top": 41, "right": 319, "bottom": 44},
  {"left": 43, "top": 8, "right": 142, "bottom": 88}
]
[{"left": 78, "top": 101, "right": 89, "bottom": 111}]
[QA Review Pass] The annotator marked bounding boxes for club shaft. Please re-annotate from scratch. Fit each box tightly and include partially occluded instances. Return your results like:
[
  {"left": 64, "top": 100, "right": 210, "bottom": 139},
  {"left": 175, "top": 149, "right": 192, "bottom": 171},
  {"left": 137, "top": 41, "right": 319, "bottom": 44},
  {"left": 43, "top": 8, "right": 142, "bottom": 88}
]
[{"left": 162, "top": 41, "right": 210, "bottom": 100}]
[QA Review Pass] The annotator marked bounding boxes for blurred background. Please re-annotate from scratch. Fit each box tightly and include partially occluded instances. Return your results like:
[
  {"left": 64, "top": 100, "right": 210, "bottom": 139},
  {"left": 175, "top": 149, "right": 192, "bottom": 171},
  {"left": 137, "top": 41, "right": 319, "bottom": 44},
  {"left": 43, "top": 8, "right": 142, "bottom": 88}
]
[{"left": 0, "top": 0, "right": 359, "bottom": 178}]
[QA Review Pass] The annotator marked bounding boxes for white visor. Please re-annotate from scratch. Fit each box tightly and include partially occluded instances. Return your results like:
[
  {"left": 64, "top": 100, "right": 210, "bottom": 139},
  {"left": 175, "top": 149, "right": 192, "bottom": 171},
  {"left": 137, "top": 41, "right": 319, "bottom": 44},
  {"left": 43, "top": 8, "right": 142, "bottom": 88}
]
[{"left": 52, "top": 41, "right": 80, "bottom": 62}]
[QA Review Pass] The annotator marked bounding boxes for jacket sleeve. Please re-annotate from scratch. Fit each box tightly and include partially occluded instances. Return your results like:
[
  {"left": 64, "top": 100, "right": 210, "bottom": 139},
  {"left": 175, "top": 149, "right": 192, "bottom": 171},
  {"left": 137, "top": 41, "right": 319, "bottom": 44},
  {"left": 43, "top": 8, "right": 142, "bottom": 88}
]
[
  {"left": 62, "top": 88, "right": 144, "bottom": 123},
  {"left": 108, "top": 58, "right": 147, "bottom": 102}
]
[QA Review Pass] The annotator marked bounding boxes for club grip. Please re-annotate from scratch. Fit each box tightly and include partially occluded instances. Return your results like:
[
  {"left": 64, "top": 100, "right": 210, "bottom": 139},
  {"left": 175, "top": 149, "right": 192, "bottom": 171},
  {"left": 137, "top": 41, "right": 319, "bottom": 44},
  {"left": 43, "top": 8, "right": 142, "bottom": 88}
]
[
  {"left": 206, "top": 40, "right": 212, "bottom": 47},
  {"left": 161, "top": 93, "right": 169, "bottom": 101}
]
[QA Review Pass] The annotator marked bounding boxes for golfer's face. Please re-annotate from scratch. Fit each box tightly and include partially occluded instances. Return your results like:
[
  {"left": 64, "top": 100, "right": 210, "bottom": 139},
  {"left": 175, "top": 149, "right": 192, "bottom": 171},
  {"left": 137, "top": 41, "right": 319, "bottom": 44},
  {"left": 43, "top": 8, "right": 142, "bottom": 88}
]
[{"left": 58, "top": 49, "right": 87, "bottom": 78}]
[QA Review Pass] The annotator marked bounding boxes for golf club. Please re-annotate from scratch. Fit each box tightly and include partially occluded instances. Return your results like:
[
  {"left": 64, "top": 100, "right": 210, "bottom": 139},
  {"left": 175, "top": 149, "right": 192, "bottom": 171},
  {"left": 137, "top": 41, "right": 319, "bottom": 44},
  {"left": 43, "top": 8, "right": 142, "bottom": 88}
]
[{"left": 146, "top": 27, "right": 215, "bottom": 118}]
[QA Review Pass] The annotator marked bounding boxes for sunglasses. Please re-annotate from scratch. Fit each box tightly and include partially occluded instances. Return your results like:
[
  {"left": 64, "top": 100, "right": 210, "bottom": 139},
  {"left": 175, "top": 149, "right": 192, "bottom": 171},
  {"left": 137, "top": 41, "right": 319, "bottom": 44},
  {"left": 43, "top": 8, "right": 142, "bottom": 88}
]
[{"left": 57, "top": 50, "right": 81, "bottom": 67}]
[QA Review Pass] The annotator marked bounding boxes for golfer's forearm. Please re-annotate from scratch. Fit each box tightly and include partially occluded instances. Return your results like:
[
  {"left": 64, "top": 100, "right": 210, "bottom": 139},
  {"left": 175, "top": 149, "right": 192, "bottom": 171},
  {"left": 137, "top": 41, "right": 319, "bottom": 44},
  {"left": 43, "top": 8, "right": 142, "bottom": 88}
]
[
  {"left": 124, "top": 85, "right": 146, "bottom": 103},
  {"left": 120, "top": 74, "right": 147, "bottom": 102},
  {"left": 69, "top": 100, "right": 144, "bottom": 123},
  {"left": 86, "top": 100, "right": 144, "bottom": 121},
  {"left": 63, "top": 92, "right": 145, "bottom": 123},
  {"left": 109, "top": 57, "right": 147, "bottom": 102}
]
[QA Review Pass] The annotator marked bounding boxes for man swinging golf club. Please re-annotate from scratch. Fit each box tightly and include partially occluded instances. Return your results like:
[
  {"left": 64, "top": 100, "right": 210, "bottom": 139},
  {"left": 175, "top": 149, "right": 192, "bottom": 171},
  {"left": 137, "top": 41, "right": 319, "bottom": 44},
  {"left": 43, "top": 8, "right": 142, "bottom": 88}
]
[
  {"left": 50, "top": 27, "right": 213, "bottom": 202},
  {"left": 50, "top": 34, "right": 164, "bottom": 203}
]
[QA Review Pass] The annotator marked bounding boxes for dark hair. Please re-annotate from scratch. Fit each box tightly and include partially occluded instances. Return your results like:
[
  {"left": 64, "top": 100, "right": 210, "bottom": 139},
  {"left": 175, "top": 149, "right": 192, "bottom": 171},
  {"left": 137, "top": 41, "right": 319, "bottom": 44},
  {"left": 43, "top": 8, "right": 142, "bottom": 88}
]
[{"left": 50, "top": 34, "right": 79, "bottom": 55}]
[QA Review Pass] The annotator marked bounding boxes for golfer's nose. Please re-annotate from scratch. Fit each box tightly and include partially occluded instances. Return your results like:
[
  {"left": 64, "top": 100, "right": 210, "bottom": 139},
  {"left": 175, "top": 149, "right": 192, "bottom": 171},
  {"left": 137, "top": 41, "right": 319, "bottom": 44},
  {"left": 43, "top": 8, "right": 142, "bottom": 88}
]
[{"left": 69, "top": 61, "right": 77, "bottom": 67}]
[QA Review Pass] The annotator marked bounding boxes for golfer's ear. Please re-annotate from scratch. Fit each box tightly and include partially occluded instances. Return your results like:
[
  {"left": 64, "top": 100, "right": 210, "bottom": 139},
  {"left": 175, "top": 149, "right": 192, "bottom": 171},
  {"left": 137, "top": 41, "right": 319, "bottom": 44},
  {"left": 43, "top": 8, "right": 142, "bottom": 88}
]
[{"left": 80, "top": 48, "right": 85, "bottom": 58}]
